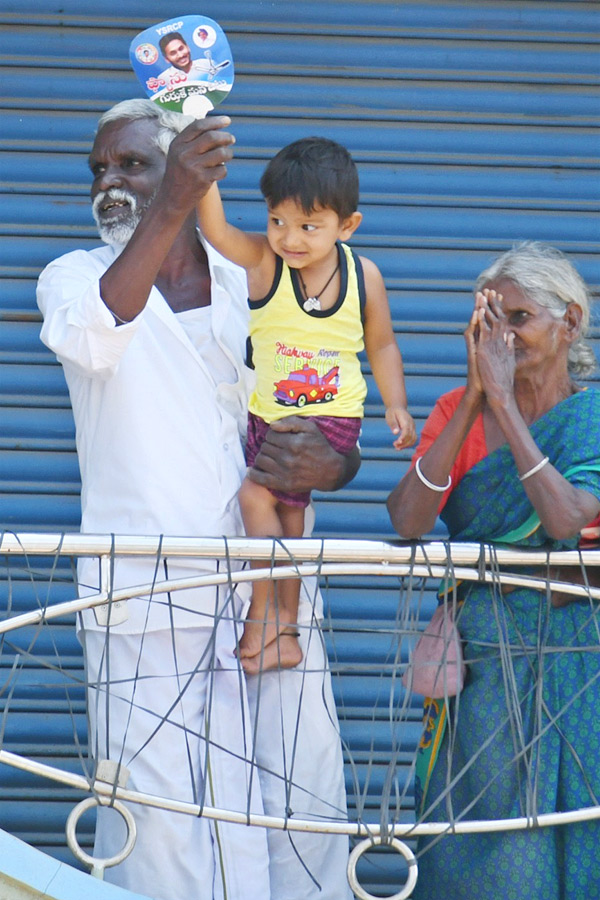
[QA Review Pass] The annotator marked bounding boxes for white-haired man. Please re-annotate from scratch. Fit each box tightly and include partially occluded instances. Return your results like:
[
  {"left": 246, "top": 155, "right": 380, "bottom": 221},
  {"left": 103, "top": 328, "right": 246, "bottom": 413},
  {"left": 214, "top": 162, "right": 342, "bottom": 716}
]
[{"left": 37, "top": 100, "right": 355, "bottom": 900}]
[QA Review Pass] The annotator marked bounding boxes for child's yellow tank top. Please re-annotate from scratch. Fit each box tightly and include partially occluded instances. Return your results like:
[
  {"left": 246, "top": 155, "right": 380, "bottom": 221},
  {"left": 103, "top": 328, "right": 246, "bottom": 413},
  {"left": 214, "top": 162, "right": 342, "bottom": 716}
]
[{"left": 248, "top": 242, "right": 367, "bottom": 423}]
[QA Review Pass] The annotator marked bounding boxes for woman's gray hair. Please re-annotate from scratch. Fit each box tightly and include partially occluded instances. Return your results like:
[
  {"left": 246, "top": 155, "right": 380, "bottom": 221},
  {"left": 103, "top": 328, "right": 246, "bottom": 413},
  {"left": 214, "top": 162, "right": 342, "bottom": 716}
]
[
  {"left": 96, "top": 99, "right": 195, "bottom": 156},
  {"left": 475, "top": 241, "right": 596, "bottom": 379}
]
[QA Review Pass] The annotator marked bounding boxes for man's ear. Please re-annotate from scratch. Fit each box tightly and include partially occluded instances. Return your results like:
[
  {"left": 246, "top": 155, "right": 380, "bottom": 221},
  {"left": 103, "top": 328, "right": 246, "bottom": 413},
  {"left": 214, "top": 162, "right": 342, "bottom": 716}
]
[
  {"left": 564, "top": 302, "right": 583, "bottom": 344},
  {"left": 338, "top": 211, "right": 363, "bottom": 241}
]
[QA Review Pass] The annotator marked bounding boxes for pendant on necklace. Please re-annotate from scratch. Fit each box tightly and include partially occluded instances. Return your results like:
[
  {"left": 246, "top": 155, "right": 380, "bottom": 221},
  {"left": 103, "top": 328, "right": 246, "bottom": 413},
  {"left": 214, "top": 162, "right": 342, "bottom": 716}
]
[
  {"left": 299, "top": 259, "right": 339, "bottom": 313},
  {"left": 303, "top": 297, "right": 321, "bottom": 312}
]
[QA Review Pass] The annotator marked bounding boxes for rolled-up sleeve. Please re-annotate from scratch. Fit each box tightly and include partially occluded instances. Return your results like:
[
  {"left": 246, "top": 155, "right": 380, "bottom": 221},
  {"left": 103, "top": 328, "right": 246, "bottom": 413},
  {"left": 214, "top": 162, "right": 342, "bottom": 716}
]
[{"left": 37, "top": 248, "right": 141, "bottom": 378}]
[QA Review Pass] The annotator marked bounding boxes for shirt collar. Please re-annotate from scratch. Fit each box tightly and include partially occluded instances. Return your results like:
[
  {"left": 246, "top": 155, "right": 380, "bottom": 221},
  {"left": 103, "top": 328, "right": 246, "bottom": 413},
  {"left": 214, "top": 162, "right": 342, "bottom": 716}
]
[{"left": 196, "top": 226, "right": 244, "bottom": 277}]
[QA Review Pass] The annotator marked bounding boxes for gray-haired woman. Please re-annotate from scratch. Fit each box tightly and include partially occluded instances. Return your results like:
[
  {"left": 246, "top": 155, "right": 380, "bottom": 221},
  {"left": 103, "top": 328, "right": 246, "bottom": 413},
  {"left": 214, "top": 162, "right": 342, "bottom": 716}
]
[{"left": 388, "top": 242, "right": 600, "bottom": 899}]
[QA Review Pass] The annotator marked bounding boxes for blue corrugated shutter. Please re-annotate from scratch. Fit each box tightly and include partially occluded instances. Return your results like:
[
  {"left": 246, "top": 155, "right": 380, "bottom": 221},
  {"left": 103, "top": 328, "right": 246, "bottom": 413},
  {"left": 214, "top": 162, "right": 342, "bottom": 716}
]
[{"left": 0, "top": 1, "right": 598, "bottom": 893}]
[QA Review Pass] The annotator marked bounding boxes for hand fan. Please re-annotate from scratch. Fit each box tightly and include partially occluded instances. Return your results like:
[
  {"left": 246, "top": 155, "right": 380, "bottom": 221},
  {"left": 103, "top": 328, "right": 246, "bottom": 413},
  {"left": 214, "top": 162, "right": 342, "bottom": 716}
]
[{"left": 130, "top": 15, "right": 234, "bottom": 117}]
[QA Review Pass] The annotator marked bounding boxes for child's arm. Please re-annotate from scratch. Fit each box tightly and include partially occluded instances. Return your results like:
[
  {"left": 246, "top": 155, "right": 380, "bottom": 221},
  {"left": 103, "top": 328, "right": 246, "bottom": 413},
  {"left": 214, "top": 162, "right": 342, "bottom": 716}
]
[
  {"left": 197, "top": 182, "right": 269, "bottom": 272},
  {"left": 361, "top": 257, "right": 417, "bottom": 450},
  {"left": 194, "top": 122, "right": 275, "bottom": 296}
]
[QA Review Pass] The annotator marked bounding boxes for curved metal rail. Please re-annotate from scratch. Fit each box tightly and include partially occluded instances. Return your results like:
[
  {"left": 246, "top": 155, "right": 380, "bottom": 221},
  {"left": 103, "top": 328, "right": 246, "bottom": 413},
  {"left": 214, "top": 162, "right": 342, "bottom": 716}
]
[{"left": 1, "top": 532, "right": 599, "bottom": 896}]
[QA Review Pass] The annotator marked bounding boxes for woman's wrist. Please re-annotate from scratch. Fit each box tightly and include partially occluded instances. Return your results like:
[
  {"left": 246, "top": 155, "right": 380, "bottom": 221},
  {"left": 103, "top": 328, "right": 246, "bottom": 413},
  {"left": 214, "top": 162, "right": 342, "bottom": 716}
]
[
  {"left": 485, "top": 390, "right": 519, "bottom": 428},
  {"left": 463, "top": 384, "right": 484, "bottom": 408},
  {"left": 459, "top": 387, "right": 485, "bottom": 428}
]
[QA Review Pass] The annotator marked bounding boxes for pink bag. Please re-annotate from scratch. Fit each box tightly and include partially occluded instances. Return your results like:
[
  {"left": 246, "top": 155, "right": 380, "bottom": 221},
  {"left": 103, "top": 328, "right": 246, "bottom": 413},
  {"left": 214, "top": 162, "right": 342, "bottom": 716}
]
[{"left": 402, "top": 603, "right": 466, "bottom": 698}]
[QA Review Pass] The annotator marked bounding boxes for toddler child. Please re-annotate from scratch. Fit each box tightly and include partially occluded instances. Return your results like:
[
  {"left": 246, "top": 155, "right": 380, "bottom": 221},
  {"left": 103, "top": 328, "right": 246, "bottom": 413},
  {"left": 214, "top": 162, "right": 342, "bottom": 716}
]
[{"left": 196, "top": 125, "right": 416, "bottom": 673}]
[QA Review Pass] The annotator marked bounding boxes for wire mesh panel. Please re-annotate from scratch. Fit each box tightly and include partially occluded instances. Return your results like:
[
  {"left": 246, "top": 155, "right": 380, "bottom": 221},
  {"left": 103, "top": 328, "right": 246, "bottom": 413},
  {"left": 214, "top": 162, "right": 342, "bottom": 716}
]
[{"left": 2, "top": 535, "right": 600, "bottom": 898}]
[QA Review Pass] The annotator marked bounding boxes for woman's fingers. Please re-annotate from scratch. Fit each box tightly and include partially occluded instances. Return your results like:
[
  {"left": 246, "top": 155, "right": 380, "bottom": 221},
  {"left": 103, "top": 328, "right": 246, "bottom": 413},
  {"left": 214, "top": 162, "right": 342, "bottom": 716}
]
[
  {"left": 474, "top": 290, "right": 487, "bottom": 310},
  {"left": 481, "top": 289, "right": 504, "bottom": 318},
  {"left": 477, "top": 291, "right": 506, "bottom": 338}
]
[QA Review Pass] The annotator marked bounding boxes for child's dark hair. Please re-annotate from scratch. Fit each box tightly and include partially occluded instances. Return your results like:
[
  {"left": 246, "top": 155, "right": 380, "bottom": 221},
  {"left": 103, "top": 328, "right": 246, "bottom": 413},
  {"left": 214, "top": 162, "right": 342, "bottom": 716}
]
[{"left": 259, "top": 137, "right": 359, "bottom": 220}]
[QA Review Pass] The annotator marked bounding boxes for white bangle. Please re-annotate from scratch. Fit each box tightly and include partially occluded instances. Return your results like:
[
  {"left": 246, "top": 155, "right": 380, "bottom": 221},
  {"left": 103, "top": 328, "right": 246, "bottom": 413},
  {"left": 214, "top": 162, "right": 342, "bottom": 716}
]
[
  {"left": 519, "top": 455, "right": 550, "bottom": 482},
  {"left": 415, "top": 456, "right": 452, "bottom": 493}
]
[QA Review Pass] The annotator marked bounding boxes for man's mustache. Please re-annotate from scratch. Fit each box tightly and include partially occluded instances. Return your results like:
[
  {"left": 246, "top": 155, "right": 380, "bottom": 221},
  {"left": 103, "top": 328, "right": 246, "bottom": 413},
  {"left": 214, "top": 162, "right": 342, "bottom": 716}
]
[{"left": 92, "top": 188, "right": 137, "bottom": 219}]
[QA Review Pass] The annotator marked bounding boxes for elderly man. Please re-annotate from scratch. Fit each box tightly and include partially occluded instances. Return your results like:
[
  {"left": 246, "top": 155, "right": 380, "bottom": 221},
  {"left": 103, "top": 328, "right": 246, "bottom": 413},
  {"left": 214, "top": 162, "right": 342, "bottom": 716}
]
[{"left": 36, "top": 100, "right": 354, "bottom": 900}]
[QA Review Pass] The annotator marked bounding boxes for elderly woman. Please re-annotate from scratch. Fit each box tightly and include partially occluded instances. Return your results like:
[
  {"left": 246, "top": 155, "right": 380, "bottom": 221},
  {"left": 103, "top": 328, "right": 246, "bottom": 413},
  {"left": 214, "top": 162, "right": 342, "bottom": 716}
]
[{"left": 387, "top": 242, "right": 600, "bottom": 899}]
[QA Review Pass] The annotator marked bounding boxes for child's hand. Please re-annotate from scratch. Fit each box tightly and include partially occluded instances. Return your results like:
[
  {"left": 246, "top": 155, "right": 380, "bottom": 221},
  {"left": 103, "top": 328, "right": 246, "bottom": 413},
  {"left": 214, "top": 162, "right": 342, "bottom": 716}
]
[{"left": 385, "top": 407, "right": 417, "bottom": 450}]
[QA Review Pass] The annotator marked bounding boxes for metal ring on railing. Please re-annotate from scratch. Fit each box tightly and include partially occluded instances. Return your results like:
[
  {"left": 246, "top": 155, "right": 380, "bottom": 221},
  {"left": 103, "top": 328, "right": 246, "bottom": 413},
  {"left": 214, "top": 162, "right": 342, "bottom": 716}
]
[
  {"left": 347, "top": 835, "right": 418, "bottom": 900},
  {"left": 66, "top": 796, "right": 137, "bottom": 879}
]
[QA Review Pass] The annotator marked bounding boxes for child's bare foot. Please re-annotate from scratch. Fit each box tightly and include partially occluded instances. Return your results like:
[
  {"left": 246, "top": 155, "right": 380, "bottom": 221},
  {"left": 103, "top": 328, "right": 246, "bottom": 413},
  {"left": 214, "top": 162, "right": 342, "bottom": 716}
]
[
  {"left": 241, "top": 631, "right": 303, "bottom": 675},
  {"left": 238, "top": 608, "right": 294, "bottom": 659}
]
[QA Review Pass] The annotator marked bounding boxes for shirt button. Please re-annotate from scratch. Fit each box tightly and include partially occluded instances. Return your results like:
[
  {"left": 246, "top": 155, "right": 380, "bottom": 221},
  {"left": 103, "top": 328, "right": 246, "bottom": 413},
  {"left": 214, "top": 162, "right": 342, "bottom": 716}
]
[{"left": 223, "top": 443, "right": 229, "bottom": 451}]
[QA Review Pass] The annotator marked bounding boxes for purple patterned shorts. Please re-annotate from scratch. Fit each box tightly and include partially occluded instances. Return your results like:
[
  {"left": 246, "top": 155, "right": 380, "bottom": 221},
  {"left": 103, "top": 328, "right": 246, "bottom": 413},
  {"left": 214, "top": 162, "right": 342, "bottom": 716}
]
[{"left": 245, "top": 412, "right": 361, "bottom": 508}]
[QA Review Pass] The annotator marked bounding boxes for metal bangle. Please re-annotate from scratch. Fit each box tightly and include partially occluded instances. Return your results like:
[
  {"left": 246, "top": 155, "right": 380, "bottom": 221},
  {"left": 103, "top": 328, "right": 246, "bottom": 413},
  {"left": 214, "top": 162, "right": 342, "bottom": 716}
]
[
  {"left": 519, "top": 455, "right": 550, "bottom": 482},
  {"left": 415, "top": 456, "right": 452, "bottom": 493}
]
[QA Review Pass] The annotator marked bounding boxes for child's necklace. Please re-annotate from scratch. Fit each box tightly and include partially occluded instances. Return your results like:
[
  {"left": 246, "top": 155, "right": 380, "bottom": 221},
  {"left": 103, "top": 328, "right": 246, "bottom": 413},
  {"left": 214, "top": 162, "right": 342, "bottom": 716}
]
[{"left": 298, "top": 262, "right": 340, "bottom": 312}]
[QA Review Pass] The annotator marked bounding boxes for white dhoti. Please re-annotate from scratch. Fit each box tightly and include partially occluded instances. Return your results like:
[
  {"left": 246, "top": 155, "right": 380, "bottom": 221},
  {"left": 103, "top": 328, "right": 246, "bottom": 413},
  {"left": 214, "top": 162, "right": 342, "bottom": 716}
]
[
  {"left": 246, "top": 607, "right": 352, "bottom": 900},
  {"left": 83, "top": 622, "right": 271, "bottom": 900}
]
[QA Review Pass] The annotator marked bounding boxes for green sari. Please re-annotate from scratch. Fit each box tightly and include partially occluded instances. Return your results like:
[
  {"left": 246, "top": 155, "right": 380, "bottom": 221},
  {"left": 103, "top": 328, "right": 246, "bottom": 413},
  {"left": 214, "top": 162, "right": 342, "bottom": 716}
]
[{"left": 413, "top": 388, "right": 600, "bottom": 900}]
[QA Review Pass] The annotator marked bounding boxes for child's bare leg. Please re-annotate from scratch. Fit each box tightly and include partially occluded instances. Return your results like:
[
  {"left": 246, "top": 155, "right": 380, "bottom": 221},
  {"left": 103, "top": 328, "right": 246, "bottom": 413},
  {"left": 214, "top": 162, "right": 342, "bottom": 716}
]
[
  {"left": 238, "top": 477, "right": 304, "bottom": 664},
  {"left": 238, "top": 478, "right": 285, "bottom": 656},
  {"left": 241, "top": 500, "right": 304, "bottom": 673},
  {"left": 273, "top": 499, "right": 304, "bottom": 630}
]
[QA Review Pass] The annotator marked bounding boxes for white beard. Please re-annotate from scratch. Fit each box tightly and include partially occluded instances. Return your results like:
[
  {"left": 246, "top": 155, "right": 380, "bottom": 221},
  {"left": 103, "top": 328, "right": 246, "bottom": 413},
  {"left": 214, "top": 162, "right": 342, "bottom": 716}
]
[{"left": 92, "top": 188, "right": 150, "bottom": 246}]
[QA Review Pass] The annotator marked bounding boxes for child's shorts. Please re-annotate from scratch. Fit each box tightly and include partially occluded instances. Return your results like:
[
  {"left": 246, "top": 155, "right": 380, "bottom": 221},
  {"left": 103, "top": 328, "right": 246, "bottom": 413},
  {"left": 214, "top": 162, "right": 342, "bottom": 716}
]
[{"left": 245, "top": 411, "right": 361, "bottom": 508}]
